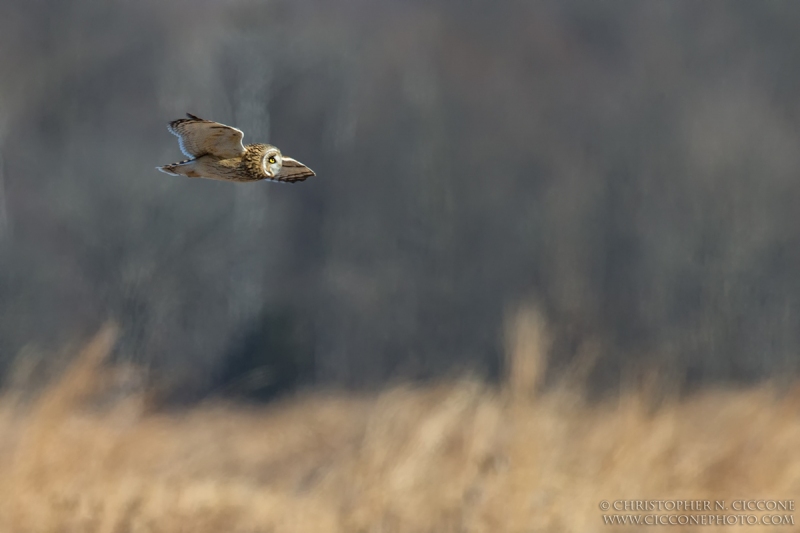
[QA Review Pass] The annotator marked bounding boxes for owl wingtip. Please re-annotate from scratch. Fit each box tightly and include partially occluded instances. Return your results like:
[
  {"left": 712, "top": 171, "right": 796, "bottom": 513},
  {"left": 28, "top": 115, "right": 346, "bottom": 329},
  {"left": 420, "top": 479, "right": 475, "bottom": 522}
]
[{"left": 156, "top": 165, "right": 179, "bottom": 176}]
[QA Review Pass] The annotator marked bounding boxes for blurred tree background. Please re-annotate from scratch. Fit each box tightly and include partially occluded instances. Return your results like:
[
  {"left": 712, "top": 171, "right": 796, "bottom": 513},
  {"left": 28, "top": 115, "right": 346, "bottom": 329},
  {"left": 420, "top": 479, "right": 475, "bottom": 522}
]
[{"left": 2, "top": 0, "right": 800, "bottom": 400}]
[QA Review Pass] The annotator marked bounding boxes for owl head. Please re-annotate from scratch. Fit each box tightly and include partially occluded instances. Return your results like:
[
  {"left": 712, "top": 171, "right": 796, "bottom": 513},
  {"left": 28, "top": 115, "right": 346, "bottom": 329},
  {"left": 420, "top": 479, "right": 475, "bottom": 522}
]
[
  {"left": 262, "top": 148, "right": 283, "bottom": 178},
  {"left": 261, "top": 146, "right": 316, "bottom": 182}
]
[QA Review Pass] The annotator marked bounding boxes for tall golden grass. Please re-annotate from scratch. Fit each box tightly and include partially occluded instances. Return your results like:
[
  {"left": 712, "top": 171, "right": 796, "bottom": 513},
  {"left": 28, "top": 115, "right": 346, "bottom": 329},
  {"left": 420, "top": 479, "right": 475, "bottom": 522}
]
[{"left": 1, "top": 315, "right": 799, "bottom": 532}]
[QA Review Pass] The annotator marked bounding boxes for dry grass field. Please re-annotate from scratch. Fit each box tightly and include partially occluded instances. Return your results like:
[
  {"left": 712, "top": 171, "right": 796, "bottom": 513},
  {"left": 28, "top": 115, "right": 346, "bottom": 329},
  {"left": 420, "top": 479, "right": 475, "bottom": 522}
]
[{"left": 1, "top": 316, "right": 799, "bottom": 532}]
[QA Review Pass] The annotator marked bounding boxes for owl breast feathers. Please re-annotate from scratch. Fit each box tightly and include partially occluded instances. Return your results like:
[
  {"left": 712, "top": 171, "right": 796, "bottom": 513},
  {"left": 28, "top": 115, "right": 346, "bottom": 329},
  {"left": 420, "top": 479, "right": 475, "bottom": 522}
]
[{"left": 157, "top": 114, "right": 316, "bottom": 183}]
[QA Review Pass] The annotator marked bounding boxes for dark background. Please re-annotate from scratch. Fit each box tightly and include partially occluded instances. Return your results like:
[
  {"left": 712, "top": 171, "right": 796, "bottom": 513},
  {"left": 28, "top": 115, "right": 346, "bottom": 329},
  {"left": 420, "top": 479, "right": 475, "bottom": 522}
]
[{"left": 2, "top": 0, "right": 800, "bottom": 401}]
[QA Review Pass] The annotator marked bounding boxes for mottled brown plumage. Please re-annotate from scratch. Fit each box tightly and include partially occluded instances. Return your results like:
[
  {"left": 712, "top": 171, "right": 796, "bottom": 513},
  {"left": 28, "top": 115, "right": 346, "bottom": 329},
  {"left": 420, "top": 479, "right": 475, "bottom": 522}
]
[{"left": 157, "top": 114, "right": 315, "bottom": 183}]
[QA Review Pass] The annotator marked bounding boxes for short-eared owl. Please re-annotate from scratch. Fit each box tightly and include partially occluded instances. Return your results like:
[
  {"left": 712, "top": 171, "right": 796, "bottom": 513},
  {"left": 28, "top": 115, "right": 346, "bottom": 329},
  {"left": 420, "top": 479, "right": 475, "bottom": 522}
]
[{"left": 157, "top": 114, "right": 315, "bottom": 183}]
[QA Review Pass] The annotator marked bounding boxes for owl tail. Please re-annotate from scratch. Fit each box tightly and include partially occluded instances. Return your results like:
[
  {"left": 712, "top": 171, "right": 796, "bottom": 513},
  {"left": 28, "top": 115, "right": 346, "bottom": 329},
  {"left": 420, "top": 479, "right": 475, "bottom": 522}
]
[{"left": 157, "top": 158, "right": 197, "bottom": 177}]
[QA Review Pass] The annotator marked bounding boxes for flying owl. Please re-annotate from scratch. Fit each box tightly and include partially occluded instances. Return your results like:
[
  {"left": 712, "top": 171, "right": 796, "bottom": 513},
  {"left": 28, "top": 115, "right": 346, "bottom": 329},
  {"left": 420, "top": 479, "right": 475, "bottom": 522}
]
[{"left": 157, "top": 114, "right": 315, "bottom": 183}]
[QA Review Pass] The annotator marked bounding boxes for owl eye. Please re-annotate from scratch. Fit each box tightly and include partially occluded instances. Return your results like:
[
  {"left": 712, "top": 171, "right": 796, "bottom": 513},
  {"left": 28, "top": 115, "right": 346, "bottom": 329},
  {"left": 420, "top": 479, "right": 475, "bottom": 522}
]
[{"left": 268, "top": 157, "right": 276, "bottom": 164}]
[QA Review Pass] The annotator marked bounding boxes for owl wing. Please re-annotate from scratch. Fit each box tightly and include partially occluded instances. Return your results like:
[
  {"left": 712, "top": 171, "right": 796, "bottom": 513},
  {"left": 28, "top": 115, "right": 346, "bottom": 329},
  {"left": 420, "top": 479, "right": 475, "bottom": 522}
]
[
  {"left": 167, "top": 114, "right": 246, "bottom": 159},
  {"left": 272, "top": 156, "right": 316, "bottom": 183}
]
